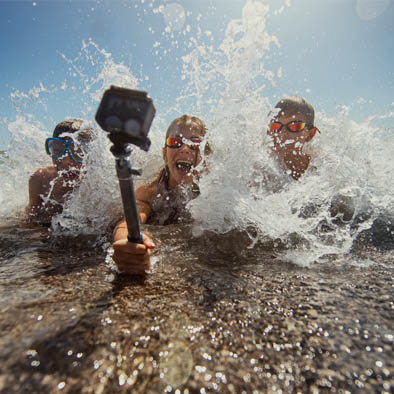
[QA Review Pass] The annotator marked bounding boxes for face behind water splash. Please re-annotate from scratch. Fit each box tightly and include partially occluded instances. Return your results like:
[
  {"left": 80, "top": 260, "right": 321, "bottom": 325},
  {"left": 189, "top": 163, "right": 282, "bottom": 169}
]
[
  {"left": 179, "top": 3, "right": 394, "bottom": 265},
  {"left": 191, "top": 105, "right": 394, "bottom": 265},
  {"left": 0, "top": 2, "right": 393, "bottom": 263}
]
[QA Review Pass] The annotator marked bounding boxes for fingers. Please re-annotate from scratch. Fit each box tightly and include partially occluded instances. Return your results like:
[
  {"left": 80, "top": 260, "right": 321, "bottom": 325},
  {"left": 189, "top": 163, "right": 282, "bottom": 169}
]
[
  {"left": 142, "top": 233, "right": 156, "bottom": 249},
  {"left": 112, "top": 233, "right": 156, "bottom": 275}
]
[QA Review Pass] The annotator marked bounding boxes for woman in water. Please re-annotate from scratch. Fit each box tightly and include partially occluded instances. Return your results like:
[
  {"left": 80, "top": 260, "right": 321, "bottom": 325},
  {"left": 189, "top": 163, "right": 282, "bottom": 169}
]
[{"left": 112, "top": 114, "right": 209, "bottom": 274}]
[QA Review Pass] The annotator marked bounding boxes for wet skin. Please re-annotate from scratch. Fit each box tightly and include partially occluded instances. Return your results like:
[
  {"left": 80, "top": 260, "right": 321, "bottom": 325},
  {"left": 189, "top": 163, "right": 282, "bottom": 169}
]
[
  {"left": 162, "top": 123, "right": 204, "bottom": 190},
  {"left": 267, "top": 110, "right": 317, "bottom": 180},
  {"left": 26, "top": 144, "right": 84, "bottom": 224}
]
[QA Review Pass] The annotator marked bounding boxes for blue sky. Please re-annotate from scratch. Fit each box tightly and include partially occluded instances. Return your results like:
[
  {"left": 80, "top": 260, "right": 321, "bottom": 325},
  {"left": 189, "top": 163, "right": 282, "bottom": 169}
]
[{"left": 1, "top": 0, "right": 393, "bottom": 150}]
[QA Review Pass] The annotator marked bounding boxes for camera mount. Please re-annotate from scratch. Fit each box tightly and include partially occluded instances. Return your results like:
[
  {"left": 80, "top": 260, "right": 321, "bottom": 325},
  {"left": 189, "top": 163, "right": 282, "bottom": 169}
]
[{"left": 95, "top": 86, "right": 156, "bottom": 243}]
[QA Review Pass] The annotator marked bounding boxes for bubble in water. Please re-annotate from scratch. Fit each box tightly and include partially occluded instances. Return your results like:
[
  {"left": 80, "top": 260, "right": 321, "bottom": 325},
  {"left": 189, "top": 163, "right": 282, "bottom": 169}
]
[
  {"left": 160, "top": 340, "right": 193, "bottom": 387},
  {"left": 356, "top": 0, "right": 390, "bottom": 20},
  {"left": 161, "top": 3, "right": 186, "bottom": 32}
]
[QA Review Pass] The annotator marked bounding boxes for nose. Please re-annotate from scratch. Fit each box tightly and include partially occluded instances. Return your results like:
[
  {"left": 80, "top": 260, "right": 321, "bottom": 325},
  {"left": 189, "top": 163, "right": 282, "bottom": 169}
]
[{"left": 179, "top": 142, "right": 194, "bottom": 152}]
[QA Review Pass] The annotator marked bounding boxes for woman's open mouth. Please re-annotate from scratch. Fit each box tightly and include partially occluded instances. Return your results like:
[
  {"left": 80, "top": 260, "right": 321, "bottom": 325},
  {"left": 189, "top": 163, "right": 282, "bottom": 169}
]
[{"left": 175, "top": 160, "right": 193, "bottom": 175}]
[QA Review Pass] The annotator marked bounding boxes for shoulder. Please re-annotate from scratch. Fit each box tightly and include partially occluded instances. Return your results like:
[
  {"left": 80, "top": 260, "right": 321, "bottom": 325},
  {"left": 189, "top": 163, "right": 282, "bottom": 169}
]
[
  {"left": 30, "top": 166, "right": 56, "bottom": 180},
  {"left": 135, "top": 179, "right": 160, "bottom": 203},
  {"left": 29, "top": 167, "right": 56, "bottom": 190},
  {"left": 26, "top": 167, "right": 57, "bottom": 220}
]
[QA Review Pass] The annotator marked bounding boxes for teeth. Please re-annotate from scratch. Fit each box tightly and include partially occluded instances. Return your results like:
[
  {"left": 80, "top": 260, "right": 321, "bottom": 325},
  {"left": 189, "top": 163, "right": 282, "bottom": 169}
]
[{"left": 176, "top": 161, "right": 192, "bottom": 171}]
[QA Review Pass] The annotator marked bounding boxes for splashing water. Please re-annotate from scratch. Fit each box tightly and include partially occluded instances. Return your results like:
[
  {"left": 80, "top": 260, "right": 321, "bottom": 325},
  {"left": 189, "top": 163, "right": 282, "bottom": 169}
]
[
  {"left": 0, "top": 40, "right": 164, "bottom": 242},
  {"left": 1, "top": 4, "right": 393, "bottom": 393},
  {"left": 1, "top": 1, "right": 393, "bottom": 264},
  {"left": 183, "top": 1, "right": 394, "bottom": 265}
]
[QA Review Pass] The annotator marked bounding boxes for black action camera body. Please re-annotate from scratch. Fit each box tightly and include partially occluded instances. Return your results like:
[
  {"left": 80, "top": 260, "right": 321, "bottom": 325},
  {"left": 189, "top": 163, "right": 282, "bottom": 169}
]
[{"left": 95, "top": 86, "right": 156, "bottom": 152}]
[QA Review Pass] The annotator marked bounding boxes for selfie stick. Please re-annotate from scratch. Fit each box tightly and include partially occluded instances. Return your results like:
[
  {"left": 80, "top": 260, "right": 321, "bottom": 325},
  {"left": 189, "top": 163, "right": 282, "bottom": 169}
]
[
  {"left": 111, "top": 144, "right": 143, "bottom": 243},
  {"left": 95, "top": 86, "right": 156, "bottom": 243}
]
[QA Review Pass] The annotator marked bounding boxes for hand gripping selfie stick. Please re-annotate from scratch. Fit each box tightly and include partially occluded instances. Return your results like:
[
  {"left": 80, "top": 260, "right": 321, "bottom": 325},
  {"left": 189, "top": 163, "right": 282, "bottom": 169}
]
[{"left": 95, "top": 86, "right": 155, "bottom": 243}]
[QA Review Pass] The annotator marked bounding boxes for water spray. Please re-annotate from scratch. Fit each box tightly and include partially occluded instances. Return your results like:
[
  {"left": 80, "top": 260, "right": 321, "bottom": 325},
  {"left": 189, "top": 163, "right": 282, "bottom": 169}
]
[{"left": 95, "top": 86, "right": 155, "bottom": 243}]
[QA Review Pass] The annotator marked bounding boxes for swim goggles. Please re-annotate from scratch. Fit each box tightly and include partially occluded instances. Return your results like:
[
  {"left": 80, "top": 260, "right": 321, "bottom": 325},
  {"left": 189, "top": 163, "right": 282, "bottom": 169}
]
[
  {"left": 268, "top": 120, "right": 312, "bottom": 133},
  {"left": 166, "top": 136, "right": 202, "bottom": 151},
  {"left": 45, "top": 137, "right": 85, "bottom": 164}
]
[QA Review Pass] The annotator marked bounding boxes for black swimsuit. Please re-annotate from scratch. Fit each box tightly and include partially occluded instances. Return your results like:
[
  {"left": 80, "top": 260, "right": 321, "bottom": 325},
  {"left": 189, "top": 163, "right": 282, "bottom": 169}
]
[{"left": 148, "top": 181, "right": 199, "bottom": 225}]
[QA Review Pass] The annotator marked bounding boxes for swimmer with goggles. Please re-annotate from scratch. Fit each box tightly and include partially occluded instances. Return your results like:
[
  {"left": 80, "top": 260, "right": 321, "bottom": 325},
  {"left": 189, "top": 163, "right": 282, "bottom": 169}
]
[{"left": 45, "top": 136, "right": 87, "bottom": 164}]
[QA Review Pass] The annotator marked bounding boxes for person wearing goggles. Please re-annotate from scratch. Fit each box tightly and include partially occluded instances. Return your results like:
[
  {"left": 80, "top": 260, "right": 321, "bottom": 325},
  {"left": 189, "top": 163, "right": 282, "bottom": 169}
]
[
  {"left": 112, "top": 114, "right": 210, "bottom": 274},
  {"left": 26, "top": 119, "right": 93, "bottom": 224},
  {"left": 45, "top": 136, "right": 86, "bottom": 164},
  {"left": 267, "top": 96, "right": 319, "bottom": 180},
  {"left": 266, "top": 97, "right": 360, "bottom": 225}
]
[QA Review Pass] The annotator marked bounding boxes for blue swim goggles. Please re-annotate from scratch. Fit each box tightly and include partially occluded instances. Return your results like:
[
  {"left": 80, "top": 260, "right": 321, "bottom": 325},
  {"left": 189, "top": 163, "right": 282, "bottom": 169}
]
[{"left": 45, "top": 137, "right": 85, "bottom": 164}]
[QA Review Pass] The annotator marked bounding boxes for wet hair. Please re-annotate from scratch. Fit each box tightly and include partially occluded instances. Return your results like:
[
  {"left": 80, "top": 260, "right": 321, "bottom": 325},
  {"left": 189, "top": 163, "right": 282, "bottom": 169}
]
[
  {"left": 165, "top": 114, "right": 207, "bottom": 140},
  {"left": 165, "top": 114, "right": 210, "bottom": 154},
  {"left": 52, "top": 119, "right": 93, "bottom": 141},
  {"left": 274, "top": 96, "right": 315, "bottom": 125}
]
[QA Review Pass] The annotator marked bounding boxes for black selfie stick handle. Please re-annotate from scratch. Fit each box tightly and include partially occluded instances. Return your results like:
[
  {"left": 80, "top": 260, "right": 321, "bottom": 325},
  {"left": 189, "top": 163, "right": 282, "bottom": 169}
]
[{"left": 112, "top": 145, "right": 143, "bottom": 244}]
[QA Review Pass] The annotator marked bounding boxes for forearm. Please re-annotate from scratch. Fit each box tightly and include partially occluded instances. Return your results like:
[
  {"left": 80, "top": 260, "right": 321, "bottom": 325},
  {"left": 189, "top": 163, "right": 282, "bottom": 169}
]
[
  {"left": 26, "top": 195, "right": 46, "bottom": 219},
  {"left": 136, "top": 200, "right": 151, "bottom": 224},
  {"left": 113, "top": 200, "right": 151, "bottom": 241},
  {"left": 27, "top": 173, "right": 50, "bottom": 220},
  {"left": 113, "top": 220, "right": 128, "bottom": 242}
]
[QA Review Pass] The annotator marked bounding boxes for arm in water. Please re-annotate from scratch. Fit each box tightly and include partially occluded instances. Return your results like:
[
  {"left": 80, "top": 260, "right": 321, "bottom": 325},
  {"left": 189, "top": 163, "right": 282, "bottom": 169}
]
[
  {"left": 26, "top": 166, "right": 74, "bottom": 223},
  {"left": 27, "top": 168, "right": 51, "bottom": 218},
  {"left": 112, "top": 182, "right": 156, "bottom": 274}
]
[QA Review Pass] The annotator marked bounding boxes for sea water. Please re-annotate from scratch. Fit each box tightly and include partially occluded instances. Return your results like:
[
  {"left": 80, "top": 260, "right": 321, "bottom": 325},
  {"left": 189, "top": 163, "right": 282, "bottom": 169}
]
[
  {"left": 2, "top": 1, "right": 392, "bottom": 264},
  {"left": 0, "top": 1, "right": 393, "bottom": 392}
]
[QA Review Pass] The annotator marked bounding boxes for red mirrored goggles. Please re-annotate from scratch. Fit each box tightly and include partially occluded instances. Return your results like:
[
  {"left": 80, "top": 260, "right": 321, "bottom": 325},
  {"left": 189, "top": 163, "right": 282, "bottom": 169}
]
[{"left": 268, "top": 121, "right": 312, "bottom": 133}]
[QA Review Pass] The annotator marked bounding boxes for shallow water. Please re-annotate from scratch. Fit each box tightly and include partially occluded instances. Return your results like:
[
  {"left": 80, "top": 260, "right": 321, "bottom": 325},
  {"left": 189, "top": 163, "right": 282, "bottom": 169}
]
[
  {"left": 1, "top": 1, "right": 393, "bottom": 266},
  {"left": 0, "top": 223, "right": 393, "bottom": 393},
  {"left": 0, "top": 1, "right": 393, "bottom": 392}
]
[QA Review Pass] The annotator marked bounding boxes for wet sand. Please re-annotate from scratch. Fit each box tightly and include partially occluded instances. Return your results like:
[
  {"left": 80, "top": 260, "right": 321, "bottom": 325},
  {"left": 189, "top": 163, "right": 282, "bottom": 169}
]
[{"left": 0, "top": 224, "right": 393, "bottom": 393}]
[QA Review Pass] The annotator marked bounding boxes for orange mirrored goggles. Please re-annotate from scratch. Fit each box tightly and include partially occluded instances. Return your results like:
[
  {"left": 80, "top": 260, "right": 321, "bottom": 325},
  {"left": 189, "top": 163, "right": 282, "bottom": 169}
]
[{"left": 268, "top": 121, "right": 312, "bottom": 133}]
